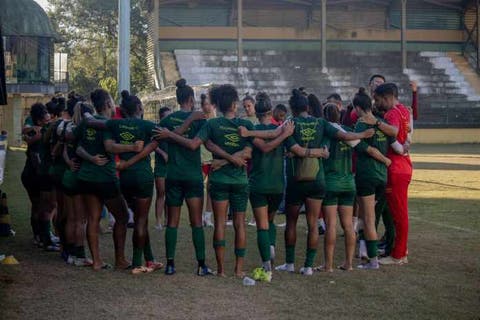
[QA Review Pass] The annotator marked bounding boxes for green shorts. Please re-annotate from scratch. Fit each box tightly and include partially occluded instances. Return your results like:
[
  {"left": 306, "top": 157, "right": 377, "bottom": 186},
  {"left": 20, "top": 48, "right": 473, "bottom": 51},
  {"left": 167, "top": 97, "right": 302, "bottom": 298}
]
[
  {"left": 355, "top": 177, "right": 386, "bottom": 198},
  {"left": 62, "top": 170, "right": 81, "bottom": 196},
  {"left": 37, "top": 174, "right": 54, "bottom": 192},
  {"left": 323, "top": 190, "right": 356, "bottom": 206},
  {"left": 49, "top": 164, "right": 66, "bottom": 189},
  {"left": 154, "top": 162, "right": 167, "bottom": 178},
  {"left": 120, "top": 177, "right": 154, "bottom": 199},
  {"left": 285, "top": 180, "right": 325, "bottom": 206},
  {"left": 166, "top": 179, "right": 204, "bottom": 207},
  {"left": 77, "top": 179, "right": 120, "bottom": 201},
  {"left": 210, "top": 182, "right": 249, "bottom": 212},
  {"left": 249, "top": 192, "right": 283, "bottom": 211}
]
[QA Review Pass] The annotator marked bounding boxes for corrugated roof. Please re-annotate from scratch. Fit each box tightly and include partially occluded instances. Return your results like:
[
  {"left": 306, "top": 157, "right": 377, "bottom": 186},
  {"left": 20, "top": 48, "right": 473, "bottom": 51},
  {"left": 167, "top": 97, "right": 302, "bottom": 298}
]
[{"left": 0, "top": 0, "right": 58, "bottom": 38}]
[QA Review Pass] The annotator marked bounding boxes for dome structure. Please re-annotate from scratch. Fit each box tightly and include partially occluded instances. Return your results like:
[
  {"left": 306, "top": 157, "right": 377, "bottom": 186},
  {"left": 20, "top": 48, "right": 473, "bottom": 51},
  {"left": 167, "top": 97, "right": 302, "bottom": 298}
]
[{"left": 0, "top": 0, "right": 58, "bottom": 39}]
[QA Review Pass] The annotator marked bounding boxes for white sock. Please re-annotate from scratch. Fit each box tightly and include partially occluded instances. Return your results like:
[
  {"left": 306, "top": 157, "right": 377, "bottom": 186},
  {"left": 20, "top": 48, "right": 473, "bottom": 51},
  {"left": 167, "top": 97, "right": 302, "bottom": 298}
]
[
  {"left": 128, "top": 208, "right": 134, "bottom": 224},
  {"left": 108, "top": 212, "right": 115, "bottom": 227},
  {"left": 318, "top": 218, "right": 326, "bottom": 230},
  {"left": 204, "top": 211, "right": 212, "bottom": 224},
  {"left": 369, "top": 256, "right": 379, "bottom": 267},
  {"left": 353, "top": 216, "right": 358, "bottom": 232},
  {"left": 359, "top": 240, "right": 367, "bottom": 258}
]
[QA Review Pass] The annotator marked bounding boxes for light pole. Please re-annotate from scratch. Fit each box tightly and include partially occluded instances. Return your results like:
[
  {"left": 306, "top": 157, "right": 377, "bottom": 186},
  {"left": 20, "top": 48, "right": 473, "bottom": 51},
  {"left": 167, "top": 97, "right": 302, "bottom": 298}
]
[{"left": 118, "top": 0, "right": 131, "bottom": 95}]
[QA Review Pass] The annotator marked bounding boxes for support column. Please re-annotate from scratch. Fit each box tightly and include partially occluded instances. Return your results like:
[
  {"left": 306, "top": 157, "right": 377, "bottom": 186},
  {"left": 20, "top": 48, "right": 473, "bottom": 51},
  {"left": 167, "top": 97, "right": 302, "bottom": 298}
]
[
  {"left": 237, "top": 0, "right": 243, "bottom": 68},
  {"left": 118, "top": 0, "right": 131, "bottom": 95},
  {"left": 321, "top": 0, "right": 327, "bottom": 72},
  {"left": 401, "top": 0, "right": 407, "bottom": 70},
  {"left": 476, "top": 0, "right": 480, "bottom": 71},
  {"left": 153, "top": 0, "right": 164, "bottom": 89}
]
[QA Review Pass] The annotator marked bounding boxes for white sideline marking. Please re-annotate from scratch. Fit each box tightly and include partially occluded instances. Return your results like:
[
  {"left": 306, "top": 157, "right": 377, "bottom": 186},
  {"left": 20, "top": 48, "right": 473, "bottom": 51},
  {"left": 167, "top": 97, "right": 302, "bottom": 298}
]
[{"left": 410, "top": 215, "right": 479, "bottom": 234}]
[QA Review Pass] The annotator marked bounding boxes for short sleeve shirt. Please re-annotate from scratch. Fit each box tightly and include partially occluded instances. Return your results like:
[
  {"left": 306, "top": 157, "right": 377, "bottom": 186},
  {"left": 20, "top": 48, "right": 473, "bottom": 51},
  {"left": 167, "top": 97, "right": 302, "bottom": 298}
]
[{"left": 197, "top": 117, "right": 254, "bottom": 185}]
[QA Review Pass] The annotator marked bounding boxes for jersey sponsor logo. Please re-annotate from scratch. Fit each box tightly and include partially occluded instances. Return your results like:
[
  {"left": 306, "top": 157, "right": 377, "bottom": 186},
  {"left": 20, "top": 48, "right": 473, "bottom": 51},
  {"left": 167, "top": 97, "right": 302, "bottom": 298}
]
[
  {"left": 219, "top": 125, "right": 237, "bottom": 132},
  {"left": 119, "top": 124, "right": 138, "bottom": 131},
  {"left": 300, "top": 127, "right": 316, "bottom": 142},
  {"left": 120, "top": 131, "right": 135, "bottom": 142},
  {"left": 86, "top": 128, "right": 96, "bottom": 141},
  {"left": 225, "top": 133, "right": 240, "bottom": 147}
]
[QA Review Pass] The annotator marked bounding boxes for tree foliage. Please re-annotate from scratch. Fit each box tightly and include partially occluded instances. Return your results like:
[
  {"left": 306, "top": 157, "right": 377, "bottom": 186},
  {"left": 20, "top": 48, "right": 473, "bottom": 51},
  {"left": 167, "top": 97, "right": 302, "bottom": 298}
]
[{"left": 47, "top": 0, "right": 153, "bottom": 100}]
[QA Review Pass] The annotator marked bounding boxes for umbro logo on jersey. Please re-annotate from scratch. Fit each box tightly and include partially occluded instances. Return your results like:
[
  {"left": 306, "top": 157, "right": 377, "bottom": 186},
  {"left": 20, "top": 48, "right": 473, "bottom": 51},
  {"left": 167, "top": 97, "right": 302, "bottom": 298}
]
[
  {"left": 225, "top": 133, "right": 240, "bottom": 143},
  {"left": 120, "top": 132, "right": 135, "bottom": 141}
]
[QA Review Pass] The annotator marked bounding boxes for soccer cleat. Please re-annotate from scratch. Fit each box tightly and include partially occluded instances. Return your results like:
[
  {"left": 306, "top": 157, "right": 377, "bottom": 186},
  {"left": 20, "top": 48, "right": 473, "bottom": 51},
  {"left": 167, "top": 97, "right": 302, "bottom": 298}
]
[
  {"left": 66, "top": 255, "right": 76, "bottom": 265},
  {"left": 164, "top": 264, "right": 176, "bottom": 275},
  {"left": 276, "top": 222, "right": 286, "bottom": 228},
  {"left": 44, "top": 244, "right": 60, "bottom": 252},
  {"left": 154, "top": 224, "right": 163, "bottom": 231},
  {"left": 357, "top": 261, "right": 379, "bottom": 270},
  {"left": 74, "top": 258, "right": 93, "bottom": 267},
  {"left": 275, "top": 263, "right": 295, "bottom": 272},
  {"left": 50, "top": 232, "right": 60, "bottom": 244},
  {"left": 300, "top": 267, "right": 313, "bottom": 276},
  {"left": 378, "top": 256, "right": 407, "bottom": 265},
  {"left": 225, "top": 220, "right": 233, "bottom": 226},
  {"left": 247, "top": 219, "right": 257, "bottom": 227},
  {"left": 252, "top": 267, "right": 272, "bottom": 282},
  {"left": 197, "top": 265, "right": 214, "bottom": 276},
  {"left": 146, "top": 261, "right": 164, "bottom": 270}
]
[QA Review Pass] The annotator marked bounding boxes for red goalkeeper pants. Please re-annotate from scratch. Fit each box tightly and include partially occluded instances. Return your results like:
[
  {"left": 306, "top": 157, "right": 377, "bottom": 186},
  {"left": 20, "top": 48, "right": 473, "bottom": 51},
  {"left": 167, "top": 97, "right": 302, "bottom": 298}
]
[{"left": 386, "top": 172, "right": 412, "bottom": 259}]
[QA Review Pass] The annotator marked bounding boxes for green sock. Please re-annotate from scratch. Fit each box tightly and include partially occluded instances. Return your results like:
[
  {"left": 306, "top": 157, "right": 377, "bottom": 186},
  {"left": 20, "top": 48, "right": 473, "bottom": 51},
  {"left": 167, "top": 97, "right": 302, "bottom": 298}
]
[
  {"left": 66, "top": 243, "right": 75, "bottom": 256},
  {"left": 286, "top": 245, "right": 295, "bottom": 264},
  {"left": 358, "top": 229, "right": 365, "bottom": 241},
  {"left": 132, "top": 246, "right": 143, "bottom": 267},
  {"left": 268, "top": 221, "right": 276, "bottom": 247},
  {"left": 165, "top": 227, "right": 178, "bottom": 260},
  {"left": 366, "top": 240, "right": 378, "bottom": 258},
  {"left": 234, "top": 248, "right": 246, "bottom": 257},
  {"left": 75, "top": 246, "right": 86, "bottom": 259},
  {"left": 191, "top": 226, "right": 206, "bottom": 261},
  {"left": 144, "top": 241, "right": 154, "bottom": 262},
  {"left": 305, "top": 248, "right": 317, "bottom": 268},
  {"left": 40, "top": 220, "right": 51, "bottom": 246},
  {"left": 257, "top": 229, "right": 271, "bottom": 262},
  {"left": 213, "top": 240, "right": 226, "bottom": 248}
]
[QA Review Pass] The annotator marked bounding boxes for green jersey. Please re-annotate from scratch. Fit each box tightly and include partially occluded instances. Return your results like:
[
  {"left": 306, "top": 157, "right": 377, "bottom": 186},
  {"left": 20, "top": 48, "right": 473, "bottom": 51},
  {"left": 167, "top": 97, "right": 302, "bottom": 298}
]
[
  {"left": 284, "top": 116, "right": 339, "bottom": 185},
  {"left": 249, "top": 123, "right": 284, "bottom": 194},
  {"left": 38, "top": 123, "right": 53, "bottom": 175},
  {"left": 160, "top": 111, "right": 205, "bottom": 182},
  {"left": 106, "top": 118, "right": 156, "bottom": 182},
  {"left": 75, "top": 115, "right": 116, "bottom": 183},
  {"left": 197, "top": 117, "right": 254, "bottom": 185},
  {"left": 323, "top": 125, "right": 355, "bottom": 193},
  {"left": 50, "top": 119, "right": 67, "bottom": 169},
  {"left": 354, "top": 118, "right": 392, "bottom": 183}
]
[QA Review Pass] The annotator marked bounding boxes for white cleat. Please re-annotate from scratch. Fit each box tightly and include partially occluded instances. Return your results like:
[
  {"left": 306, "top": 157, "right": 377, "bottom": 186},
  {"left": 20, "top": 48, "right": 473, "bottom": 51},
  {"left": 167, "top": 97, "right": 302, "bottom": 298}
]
[
  {"left": 300, "top": 267, "right": 313, "bottom": 276},
  {"left": 379, "top": 256, "right": 407, "bottom": 265},
  {"left": 275, "top": 263, "right": 295, "bottom": 272}
]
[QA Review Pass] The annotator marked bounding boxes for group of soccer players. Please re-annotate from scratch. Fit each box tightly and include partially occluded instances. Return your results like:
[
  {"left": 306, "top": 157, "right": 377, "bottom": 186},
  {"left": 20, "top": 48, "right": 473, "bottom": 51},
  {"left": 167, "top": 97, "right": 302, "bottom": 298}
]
[{"left": 20, "top": 74, "right": 415, "bottom": 281}]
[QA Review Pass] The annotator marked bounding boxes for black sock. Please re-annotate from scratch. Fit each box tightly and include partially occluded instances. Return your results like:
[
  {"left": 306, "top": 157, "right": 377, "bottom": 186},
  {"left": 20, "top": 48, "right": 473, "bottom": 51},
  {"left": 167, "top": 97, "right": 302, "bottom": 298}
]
[
  {"left": 167, "top": 259, "right": 174, "bottom": 267},
  {"left": 198, "top": 259, "right": 205, "bottom": 268}
]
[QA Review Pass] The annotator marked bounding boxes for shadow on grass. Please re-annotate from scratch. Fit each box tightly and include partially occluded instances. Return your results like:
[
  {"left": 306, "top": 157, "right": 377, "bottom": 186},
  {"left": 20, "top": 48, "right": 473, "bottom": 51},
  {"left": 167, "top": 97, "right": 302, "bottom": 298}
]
[
  {"left": 413, "top": 162, "right": 480, "bottom": 171},
  {"left": 411, "top": 144, "right": 480, "bottom": 155}
]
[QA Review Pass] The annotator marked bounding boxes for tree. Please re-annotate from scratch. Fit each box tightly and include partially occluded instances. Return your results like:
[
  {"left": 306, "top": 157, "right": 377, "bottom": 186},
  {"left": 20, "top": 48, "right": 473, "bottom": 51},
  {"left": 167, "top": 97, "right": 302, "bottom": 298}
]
[{"left": 47, "top": 0, "right": 153, "bottom": 99}]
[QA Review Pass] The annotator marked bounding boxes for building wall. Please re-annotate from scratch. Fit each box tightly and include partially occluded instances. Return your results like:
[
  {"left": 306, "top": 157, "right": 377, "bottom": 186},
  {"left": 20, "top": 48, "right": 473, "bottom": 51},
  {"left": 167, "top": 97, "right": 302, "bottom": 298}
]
[{"left": 0, "top": 94, "right": 51, "bottom": 146}]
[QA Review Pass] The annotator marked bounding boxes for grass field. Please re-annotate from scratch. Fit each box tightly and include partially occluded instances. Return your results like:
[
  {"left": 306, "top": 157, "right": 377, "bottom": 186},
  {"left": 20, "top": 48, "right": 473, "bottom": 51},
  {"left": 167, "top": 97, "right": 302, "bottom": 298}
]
[{"left": 1, "top": 144, "right": 479, "bottom": 320}]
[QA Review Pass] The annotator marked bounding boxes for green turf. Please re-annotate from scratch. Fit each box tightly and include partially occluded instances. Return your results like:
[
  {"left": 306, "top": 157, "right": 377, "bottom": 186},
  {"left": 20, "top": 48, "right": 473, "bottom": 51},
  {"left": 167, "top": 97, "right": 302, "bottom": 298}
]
[{"left": 1, "top": 144, "right": 479, "bottom": 319}]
